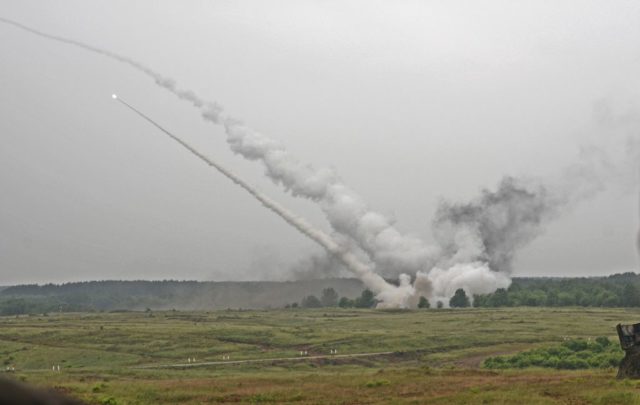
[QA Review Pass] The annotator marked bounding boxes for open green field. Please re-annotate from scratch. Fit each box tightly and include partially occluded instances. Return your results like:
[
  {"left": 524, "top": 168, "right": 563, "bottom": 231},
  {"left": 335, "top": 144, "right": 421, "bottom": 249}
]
[{"left": 2, "top": 307, "right": 640, "bottom": 404}]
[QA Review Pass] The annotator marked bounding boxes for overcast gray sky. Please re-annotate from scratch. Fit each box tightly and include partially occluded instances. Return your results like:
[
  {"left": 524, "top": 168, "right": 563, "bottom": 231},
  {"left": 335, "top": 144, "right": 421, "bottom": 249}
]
[{"left": 1, "top": 0, "right": 639, "bottom": 285}]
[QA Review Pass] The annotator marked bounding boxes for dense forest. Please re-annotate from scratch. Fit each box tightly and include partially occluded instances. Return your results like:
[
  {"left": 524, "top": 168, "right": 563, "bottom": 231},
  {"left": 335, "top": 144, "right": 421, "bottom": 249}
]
[
  {"left": 2, "top": 272, "right": 640, "bottom": 315},
  {"left": 472, "top": 272, "right": 640, "bottom": 308},
  {"left": 0, "top": 279, "right": 365, "bottom": 315}
]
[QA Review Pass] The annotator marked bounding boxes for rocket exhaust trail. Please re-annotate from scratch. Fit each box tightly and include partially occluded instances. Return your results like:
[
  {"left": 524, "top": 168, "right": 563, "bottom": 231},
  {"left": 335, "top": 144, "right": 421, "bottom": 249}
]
[
  {"left": 0, "top": 16, "right": 209, "bottom": 109},
  {"left": 0, "top": 12, "right": 413, "bottom": 305},
  {"left": 0, "top": 17, "right": 161, "bottom": 80},
  {"left": 0, "top": 16, "right": 437, "bottom": 281},
  {"left": 111, "top": 95, "right": 394, "bottom": 295}
]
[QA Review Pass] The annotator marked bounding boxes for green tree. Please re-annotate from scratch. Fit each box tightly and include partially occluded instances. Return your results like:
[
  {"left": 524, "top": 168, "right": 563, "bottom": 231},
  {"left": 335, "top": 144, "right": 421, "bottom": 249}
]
[
  {"left": 417, "top": 296, "right": 430, "bottom": 309},
  {"left": 301, "top": 295, "right": 322, "bottom": 308},
  {"left": 355, "top": 289, "right": 376, "bottom": 308},
  {"left": 0, "top": 298, "right": 28, "bottom": 316},
  {"left": 557, "top": 292, "right": 575, "bottom": 306},
  {"left": 490, "top": 288, "right": 510, "bottom": 307},
  {"left": 449, "top": 288, "right": 470, "bottom": 308},
  {"left": 524, "top": 290, "right": 546, "bottom": 306},
  {"left": 338, "top": 297, "right": 354, "bottom": 308},
  {"left": 436, "top": 301, "right": 444, "bottom": 309},
  {"left": 599, "top": 291, "right": 619, "bottom": 307},
  {"left": 472, "top": 294, "right": 486, "bottom": 307},
  {"left": 621, "top": 284, "right": 640, "bottom": 307},
  {"left": 320, "top": 288, "right": 339, "bottom": 307},
  {"left": 545, "top": 290, "right": 558, "bottom": 306}
]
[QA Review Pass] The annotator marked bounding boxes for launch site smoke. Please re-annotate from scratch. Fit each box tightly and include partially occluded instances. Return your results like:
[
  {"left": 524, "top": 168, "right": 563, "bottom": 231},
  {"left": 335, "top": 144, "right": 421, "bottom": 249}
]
[
  {"left": 111, "top": 94, "right": 418, "bottom": 308},
  {"left": 3, "top": 17, "right": 638, "bottom": 307}
]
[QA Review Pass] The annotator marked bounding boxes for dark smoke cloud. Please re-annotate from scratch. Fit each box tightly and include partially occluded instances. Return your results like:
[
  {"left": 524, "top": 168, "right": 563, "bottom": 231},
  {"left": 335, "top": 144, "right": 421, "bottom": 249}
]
[
  {"left": 3, "top": 16, "right": 639, "bottom": 306},
  {"left": 432, "top": 98, "right": 640, "bottom": 278},
  {"left": 433, "top": 176, "right": 554, "bottom": 273}
]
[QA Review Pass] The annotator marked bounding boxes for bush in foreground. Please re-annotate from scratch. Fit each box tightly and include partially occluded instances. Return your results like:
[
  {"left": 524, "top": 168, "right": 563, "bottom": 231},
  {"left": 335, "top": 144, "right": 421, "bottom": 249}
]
[{"left": 483, "top": 337, "right": 623, "bottom": 370}]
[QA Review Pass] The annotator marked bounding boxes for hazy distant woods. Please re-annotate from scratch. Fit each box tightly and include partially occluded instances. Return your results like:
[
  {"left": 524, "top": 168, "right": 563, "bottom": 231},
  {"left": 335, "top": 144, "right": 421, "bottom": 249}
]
[
  {"left": 473, "top": 273, "right": 640, "bottom": 308},
  {"left": 0, "top": 279, "right": 365, "bottom": 315},
  {"left": 1, "top": 273, "right": 640, "bottom": 315}
]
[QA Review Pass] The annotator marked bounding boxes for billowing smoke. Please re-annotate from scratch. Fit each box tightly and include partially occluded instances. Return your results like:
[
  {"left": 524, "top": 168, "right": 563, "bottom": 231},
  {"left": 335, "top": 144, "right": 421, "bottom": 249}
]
[
  {"left": 112, "top": 95, "right": 412, "bottom": 305},
  {"left": 433, "top": 110, "right": 633, "bottom": 271},
  {"left": 429, "top": 126, "right": 635, "bottom": 304},
  {"left": 4, "top": 17, "right": 638, "bottom": 308},
  {"left": 433, "top": 177, "right": 553, "bottom": 273},
  {"left": 427, "top": 263, "right": 511, "bottom": 306},
  {"left": 217, "top": 120, "right": 441, "bottom": 279},
  {"left": 0, "top": 17, "right": 438, "bottom": 282},
  {"left": 0, "top": 17, "right": 436, "bottom": 306}
]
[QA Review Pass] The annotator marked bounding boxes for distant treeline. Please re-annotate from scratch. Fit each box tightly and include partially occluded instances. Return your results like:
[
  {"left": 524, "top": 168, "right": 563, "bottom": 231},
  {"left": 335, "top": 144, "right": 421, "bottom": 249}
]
[
  {"left": 288, "top": 288, "right": 378, "bottom": 309},
  {"left": 0, "top": 279, "right": 365, "bottom": 315},
  {"left": 2, "top": 272, "right": 640, "bottom": 315},
  {"left": 293, "top": 272, "right": 640, "bottom": 310},
  {"left": 473, "top": 272, "right": 640, "bottom": 307}
]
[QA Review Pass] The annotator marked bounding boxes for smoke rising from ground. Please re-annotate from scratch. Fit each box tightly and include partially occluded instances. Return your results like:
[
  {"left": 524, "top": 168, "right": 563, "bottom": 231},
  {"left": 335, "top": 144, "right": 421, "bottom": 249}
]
[
  {"left": 3, "top": 17, "right": 638, "bottom": 307},
  {"left": 430, "top": 113, "right": 638, "bottom": 302},
  {"left": 427, "top": 263, "right": 511, "bottom": 306}
]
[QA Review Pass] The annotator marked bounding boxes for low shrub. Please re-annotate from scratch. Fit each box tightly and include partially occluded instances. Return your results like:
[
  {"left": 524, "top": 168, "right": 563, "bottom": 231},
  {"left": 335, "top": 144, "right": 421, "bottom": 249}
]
[{"left": 483, "top": 337, "right": 623, "bottom": 370}]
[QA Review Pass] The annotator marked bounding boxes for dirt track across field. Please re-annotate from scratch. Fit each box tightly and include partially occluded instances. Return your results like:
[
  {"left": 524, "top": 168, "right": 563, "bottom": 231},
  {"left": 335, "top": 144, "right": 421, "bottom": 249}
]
[{"left": 133, "top": 351, "right": 396, "bottom": 369}]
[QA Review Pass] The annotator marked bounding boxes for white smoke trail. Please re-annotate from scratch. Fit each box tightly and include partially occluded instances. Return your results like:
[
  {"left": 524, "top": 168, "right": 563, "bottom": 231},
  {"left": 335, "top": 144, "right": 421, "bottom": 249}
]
[
  {"left": 217, "top": 120, "right": 441, "bottom": 278},
  {"left": 7, "top": 15, "right": 630, "bottom": 310},
  {"left": 0, "top": 17, "right": 524, "bottom": 307},
  {"left": 0, "top": 17, "right": 438, "bottom": 282},
  {"left": 0, "top": 17, "right": 162, "bottom": 81},
  {"left": 111, "top": 95, "right": 403, "bottom": 302},
  {"left": 17, "top": 17, "right": 634, "bottom": 307}
]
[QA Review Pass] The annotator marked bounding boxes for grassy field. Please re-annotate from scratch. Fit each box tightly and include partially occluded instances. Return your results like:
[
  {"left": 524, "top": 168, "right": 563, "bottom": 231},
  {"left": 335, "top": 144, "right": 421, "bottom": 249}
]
[{"left": 1, "top": 307, "right": 640, "bottom": 404}]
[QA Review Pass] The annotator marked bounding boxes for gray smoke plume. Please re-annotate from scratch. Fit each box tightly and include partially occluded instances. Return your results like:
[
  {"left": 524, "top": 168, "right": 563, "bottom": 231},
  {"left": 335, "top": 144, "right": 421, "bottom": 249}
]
[
  {"left": 111, "top": 95, "right": 415, "bottom": 306},
  {"left": 426, "top": 176, "right": 562, "bottom": 303},
  {"left": 433, "top": 176, "right": 556, "bottom": 273},
  {"left": 428, "top": 98, "right": 639, "bottom": 301},
  {"left": 0, "top": 16, "right": 436, "bottom": 306},
  {"left": 4, "top": 17, "right": 638, "bottom": 307},
  {"left": 431, "top": 148, "right": 624, "bottom": 270}
]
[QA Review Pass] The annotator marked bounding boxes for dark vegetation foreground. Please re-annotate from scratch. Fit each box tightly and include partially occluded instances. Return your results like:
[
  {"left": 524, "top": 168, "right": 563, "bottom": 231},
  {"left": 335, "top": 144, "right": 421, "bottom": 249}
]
[{"left": 2, "top": 308, "right": 640, "bottom": 404}]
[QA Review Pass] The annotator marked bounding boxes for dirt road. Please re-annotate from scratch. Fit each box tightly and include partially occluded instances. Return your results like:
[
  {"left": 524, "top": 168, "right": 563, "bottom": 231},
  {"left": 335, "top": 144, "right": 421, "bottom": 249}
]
[{"left": 134, "top": 351, "right": 396, "bottom": 369}]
